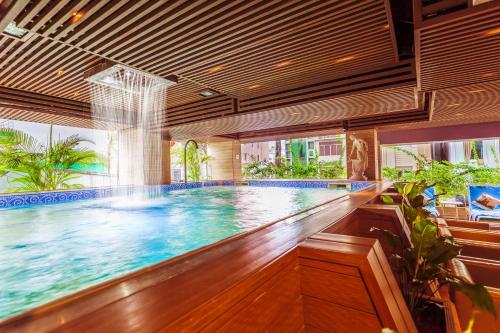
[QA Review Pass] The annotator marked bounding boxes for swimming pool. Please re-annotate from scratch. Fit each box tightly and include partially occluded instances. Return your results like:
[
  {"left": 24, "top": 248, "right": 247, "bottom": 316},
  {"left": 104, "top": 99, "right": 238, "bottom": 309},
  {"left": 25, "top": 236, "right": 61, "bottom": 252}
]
[{"left": 0, "top": 183, "right": 357, "bottom": 319}]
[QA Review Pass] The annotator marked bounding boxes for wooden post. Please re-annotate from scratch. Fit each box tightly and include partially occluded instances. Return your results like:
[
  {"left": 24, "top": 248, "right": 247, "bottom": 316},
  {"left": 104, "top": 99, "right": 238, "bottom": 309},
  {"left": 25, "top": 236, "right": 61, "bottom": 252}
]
[
  {"left": 346, "top": 129, "right": 380, "bottom": 180},
  {"left": 160, "top": 137, "right": 171, "bottom": 184}
]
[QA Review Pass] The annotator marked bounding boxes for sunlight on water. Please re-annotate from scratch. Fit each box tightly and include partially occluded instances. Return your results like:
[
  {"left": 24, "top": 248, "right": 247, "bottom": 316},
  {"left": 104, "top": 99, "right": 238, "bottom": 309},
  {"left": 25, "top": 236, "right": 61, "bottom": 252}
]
[{"left": 0, "top": 186, "right": 346, "bottom": 318}]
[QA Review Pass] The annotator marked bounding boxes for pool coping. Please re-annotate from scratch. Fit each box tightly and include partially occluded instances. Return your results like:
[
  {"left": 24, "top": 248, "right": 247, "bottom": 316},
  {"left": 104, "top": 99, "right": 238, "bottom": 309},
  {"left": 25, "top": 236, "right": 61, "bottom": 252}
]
[
  {"left": 0, "top": 179, "right": 374, "bottom": 209},
  {"left": 0, "top": 181, "right": 381, "bottom": 329}
]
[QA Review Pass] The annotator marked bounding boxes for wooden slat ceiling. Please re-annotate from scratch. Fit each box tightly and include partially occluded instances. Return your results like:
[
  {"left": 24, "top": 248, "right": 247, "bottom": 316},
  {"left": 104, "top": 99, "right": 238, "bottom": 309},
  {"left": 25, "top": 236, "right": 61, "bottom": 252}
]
[
  {"left": 0, "top": 0, "right": 403, "bottom": 131},
  {"left": 165, "top": 84, "right": 418, "bottom": 140},
  {"left": 0, "top": 0, "right": 397, "bottom": 101},
  {"left": 163, "top": 61, "right": 416, "bottom": 128},
  {"left": 0, "top": 106, "right": 109, "bottom": 129},
  {"left": 0, "top": 0, "right": 498, "bottom": 138},
  {"left": 416, "top": 1, "right": 500, "bottom": 91},
  {"left": 379, "top": 80, "right": 500, "bottom": 131}
]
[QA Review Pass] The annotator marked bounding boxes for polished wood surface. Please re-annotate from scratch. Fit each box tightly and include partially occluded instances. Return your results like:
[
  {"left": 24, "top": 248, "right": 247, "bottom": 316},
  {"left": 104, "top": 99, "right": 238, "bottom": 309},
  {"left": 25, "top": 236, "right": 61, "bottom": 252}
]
[
  {"left": 299, "top": 233, "right": 417, "bottom": 332},
  {"left": 322, "top": 203, "right": 411, "bottom": 259},
  {"left": 451, "top": 257, "right": 500, "bottom": 332},
  {"left": 448, "top": 226, "right": 500, "bottom": 243},
  {"left": 446, "top": 219, "right": 496, "bottom": 231}
]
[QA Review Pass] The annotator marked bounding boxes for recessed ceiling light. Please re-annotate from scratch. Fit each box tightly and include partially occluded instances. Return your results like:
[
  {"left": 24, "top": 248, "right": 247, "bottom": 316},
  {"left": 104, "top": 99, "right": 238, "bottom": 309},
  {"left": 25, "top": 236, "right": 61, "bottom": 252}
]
[
  {"left": 275, "top": 60, "right": 293, "bottom": 68},
  {"left": 290, "top": 112, "right": 300, "bottom": 116},
  {"left": 56, "top": 68, "right": 65, "bottom": 77},
  {"left": 447, "top": 103, "right": 461, "bottom": 107},
  {"left": 206, "top": 126, "right": 213, "bottom": 129},
  {"left": 3, "top": 21, "right": 29, "bottom": 39},
  {"left": 199, "top": 89, "right": 216, "bottom": 97},
  {"left": 73, "top": 91, "right": 80, "bottom": 97},
  {"left": 71, "top": 11, "right": 85, "bottom": 24},
  {"left": 248, "top": 84, "right": 261, "bottom": 89},
  {"left": 383, "top": 24, "right": 390, "bottom": 30},
  {"left": 468, "top": 89, "right": 485, "bottom": 93},
  {"left": 334, "top": 56, "right": 355, "bottom": 64},
  {"left": 313, "top": 115, "right": 320, "bottom": 118},
  {"left": 207, "top": 65, "right": 224, "bottom": 73},
  {"left": 485, "top": 28, "right": 500, "bottom": 36},
  {"left": 455, "top": 113, "right": 464, "bottom": 116}
]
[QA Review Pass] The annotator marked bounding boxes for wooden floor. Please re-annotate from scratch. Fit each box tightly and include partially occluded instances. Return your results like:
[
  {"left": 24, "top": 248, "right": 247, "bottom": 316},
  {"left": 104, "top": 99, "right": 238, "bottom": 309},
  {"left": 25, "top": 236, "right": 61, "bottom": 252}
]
[{"left": 0, "top": 182, "right": 391, "bottom": 332}]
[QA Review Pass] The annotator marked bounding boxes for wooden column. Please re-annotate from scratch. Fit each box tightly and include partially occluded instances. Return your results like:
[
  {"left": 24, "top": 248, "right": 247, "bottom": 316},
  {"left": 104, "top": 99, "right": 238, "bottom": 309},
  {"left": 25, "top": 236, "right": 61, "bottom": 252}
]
[
  {"left": 160, "top": 137, "right": 171, "bottom": 184},
  {"left": 346, "top": 129, "right": 380, "bottom": 180},
  {"left": 207, "top": 140, "right": 241, "bottom": 180}
]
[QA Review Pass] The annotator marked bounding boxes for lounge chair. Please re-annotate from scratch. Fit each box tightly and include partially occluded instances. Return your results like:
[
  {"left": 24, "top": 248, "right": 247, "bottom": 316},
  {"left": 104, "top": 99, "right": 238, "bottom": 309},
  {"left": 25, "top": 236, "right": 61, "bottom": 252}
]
[
  {"left": 423, "top": 186, "right": 440, "bottom": 217},
  {"left": 467, "top": 185, "right": 500, "bottom": 221}
]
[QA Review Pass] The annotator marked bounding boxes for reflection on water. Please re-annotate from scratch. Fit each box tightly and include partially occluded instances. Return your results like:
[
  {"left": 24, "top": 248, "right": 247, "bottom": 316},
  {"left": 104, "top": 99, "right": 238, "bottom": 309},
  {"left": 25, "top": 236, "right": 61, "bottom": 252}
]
[{"left": 0, "top": 186, "right": 345, "bottom": 318}]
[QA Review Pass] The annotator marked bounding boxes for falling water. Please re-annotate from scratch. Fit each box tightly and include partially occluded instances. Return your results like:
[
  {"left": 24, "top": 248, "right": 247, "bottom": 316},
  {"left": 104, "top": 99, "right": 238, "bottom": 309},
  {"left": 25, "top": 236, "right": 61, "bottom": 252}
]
[{"left": 88, "top": 64, "right": 173, "bottom": 198}]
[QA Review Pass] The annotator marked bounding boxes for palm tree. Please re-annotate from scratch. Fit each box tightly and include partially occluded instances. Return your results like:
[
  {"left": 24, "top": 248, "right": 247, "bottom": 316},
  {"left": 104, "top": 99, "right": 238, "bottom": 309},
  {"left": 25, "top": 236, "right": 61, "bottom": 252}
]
[{"left": 0, "top": 126, "right": 104, "bottom": 192}]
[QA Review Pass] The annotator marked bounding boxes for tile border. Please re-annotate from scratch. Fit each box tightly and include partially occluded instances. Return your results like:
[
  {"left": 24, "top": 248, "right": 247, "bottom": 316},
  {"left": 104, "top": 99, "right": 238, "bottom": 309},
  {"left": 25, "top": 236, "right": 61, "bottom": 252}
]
[{"left": 0, "top": 180, "right": 373, "bottom": 209}]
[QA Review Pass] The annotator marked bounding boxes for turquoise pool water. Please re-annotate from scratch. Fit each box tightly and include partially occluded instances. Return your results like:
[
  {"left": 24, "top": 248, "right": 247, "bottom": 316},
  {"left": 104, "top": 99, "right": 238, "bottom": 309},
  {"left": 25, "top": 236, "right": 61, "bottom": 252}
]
[{"left": 0, "top": 186, "right": 346, "bottom": 318}]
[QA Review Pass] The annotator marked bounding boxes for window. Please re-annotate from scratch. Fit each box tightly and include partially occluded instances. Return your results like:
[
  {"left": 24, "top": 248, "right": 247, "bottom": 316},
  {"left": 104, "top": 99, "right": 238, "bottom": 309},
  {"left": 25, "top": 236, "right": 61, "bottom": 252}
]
[
  {"left": 319, "top": 141, "right": 342, "bottom": 156},
  {"left": 308, "top": 141, "right": 314, "bottom": 150}
]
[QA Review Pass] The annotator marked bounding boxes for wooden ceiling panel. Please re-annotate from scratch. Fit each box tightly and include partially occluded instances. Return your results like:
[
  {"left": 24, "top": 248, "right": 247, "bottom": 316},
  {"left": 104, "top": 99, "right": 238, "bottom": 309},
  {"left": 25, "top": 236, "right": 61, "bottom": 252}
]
[
  {"left": 0, "top": 36, "right": 100, "bottom": 102},
  {"left": 3, "top": 0, "right": 495, "bottom": 139},
  {"left": 416, "top": 1, "right": 500, "bottom": 91},
  {"left": 173, "top": 0, "right": 396, "bottom": 99},
  {"left": 165, "top": 85, "right": 417, "bottom": 140},
  {"left": 379, "top": 80, "right": 500, "bottom": 131},
  {"left": 166, "top": 77, "right": 215, "bottom": 108},
  {"left": 431, "top": 80, "right": 500, "bottom": 122},
  {"left": 0, "top": 107, "right": 109, "bottom": 129},
  {"left": 0, "top": 0, "right": 397, "bottom": 111}
]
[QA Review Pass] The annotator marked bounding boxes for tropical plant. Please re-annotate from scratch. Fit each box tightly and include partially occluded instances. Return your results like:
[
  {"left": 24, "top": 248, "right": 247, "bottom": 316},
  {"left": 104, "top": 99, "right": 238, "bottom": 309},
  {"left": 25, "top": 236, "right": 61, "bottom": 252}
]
[
  {"left": 382, "top": 146, "right": 500, "bottom": 197},
  {"left": 380, "top": 181, "right": 437, "bottom": 224},
  {"left": 374, "top": 181, "right": 496, "bottom": 324},
  {"left": 171, "top": 143, "right": 210, "bottom": 181},
  {"left": 242, "top": 156, "right": 346, "bottom": 180},
  {"left": 319, "top": 160, "right": 345, "bottom": 179},
  {"left": 0, "top": 126, "right": 104, "bottom": 192}
]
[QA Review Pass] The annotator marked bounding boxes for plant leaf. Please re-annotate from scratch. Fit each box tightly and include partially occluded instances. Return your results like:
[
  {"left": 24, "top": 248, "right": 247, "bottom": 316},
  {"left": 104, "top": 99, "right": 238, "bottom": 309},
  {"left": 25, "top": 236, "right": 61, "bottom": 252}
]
[
  {"left": 453, "top": 282, "right": 497, "bottom": 319},
  {"left": 427, "top": 237, "right": 461, "bottom": 265},
  {"left": 370, "top": 227, "right": 401, "bottom": 249},
  {"left": 411, "top": 219, "right": 437, "bottom": 257},
  {"left": 380, "top": 195, "right": 394, "bottom": 204}
]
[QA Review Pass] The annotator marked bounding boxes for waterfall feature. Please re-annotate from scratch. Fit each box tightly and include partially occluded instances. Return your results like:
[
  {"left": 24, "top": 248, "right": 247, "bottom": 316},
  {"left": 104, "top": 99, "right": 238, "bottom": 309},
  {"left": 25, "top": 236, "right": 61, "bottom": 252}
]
[{"left": 87, "top": 64, "right": 174, "bottom": 194}]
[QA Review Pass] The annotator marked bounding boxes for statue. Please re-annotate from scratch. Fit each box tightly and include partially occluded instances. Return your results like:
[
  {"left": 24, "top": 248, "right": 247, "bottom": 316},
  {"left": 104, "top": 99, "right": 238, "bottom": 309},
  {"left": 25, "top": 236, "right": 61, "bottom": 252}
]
[{"left": 348, "top": 134, "right": 368, "bottom": 180}]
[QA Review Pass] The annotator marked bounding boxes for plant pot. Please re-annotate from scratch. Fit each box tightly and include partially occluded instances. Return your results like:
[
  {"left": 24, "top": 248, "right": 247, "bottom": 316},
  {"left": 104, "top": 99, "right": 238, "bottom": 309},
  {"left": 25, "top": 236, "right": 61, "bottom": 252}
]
[{"left": 413, "top": 298, "right": 461, "bottom": 333}]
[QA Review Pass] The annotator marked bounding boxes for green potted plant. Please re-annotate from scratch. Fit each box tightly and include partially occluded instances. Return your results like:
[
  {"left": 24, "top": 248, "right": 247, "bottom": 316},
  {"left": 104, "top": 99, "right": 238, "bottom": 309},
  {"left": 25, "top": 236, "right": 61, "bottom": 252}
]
[{"left": 374, "top": 181, "right": 496, "bottom": 332}]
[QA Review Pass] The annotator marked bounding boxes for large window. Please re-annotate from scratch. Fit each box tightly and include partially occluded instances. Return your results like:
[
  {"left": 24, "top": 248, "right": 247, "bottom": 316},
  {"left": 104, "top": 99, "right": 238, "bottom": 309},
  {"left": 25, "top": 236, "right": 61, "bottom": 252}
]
[{"left": 319, "top": 141, "right": 342, "bottom": 156}]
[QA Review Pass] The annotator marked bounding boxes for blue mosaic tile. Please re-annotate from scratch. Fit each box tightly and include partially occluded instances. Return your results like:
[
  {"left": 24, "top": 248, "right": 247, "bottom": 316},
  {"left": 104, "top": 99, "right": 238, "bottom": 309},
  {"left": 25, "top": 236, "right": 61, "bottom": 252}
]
[
  {"left": 0, "top": 188, "right": 111, "bottom": 209},
  {"left": 247, "top": 180, "right": 330, "bottom": 188},
  {"left": 351, "top": 181, "right": 375, "bottom": 191},
  {"left": 0, "top": 180, "right": 373, "bottom": 209}
]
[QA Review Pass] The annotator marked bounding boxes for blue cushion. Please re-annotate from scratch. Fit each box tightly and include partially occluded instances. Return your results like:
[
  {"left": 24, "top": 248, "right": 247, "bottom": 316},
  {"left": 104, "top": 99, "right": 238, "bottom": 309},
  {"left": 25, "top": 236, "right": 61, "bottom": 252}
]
[
  {"left": 468, "top": 185, "right": 500, "bottom": 211},
  {"left": 423, "top": 187, "right": 440, "bottom": 217}
]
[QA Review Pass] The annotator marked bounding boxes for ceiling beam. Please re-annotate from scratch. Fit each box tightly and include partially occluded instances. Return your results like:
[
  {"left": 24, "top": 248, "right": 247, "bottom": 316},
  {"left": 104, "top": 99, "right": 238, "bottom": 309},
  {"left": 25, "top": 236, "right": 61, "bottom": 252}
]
[{"left": 0, "top": 0, "right": 29, "bottom": 32}]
